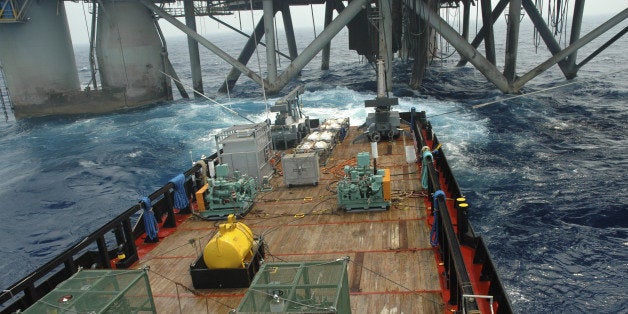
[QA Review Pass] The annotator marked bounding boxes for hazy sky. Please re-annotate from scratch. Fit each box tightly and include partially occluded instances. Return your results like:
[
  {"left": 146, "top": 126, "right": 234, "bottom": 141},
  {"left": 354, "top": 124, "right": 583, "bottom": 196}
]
[{"left": 64, "top": 1, "right": 626, "bottom": 44}]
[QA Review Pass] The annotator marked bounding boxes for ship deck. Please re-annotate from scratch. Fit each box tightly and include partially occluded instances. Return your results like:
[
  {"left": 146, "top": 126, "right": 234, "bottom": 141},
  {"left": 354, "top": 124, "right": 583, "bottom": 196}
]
[{"left": 133, "top": 126, "right": 445, "bottom": 313}]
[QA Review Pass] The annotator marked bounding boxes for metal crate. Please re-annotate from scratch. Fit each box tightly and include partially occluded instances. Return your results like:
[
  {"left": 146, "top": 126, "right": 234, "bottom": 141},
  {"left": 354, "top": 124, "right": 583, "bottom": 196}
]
[
  {"left": 216, "top": 122, "right": 273, "bottom": 183},
  {"left": 282, "top": 152, "right": 320, "bottom": 187}
]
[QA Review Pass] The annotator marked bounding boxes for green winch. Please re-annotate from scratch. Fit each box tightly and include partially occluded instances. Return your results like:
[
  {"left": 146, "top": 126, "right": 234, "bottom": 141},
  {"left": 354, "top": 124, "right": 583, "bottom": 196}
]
[
  {"left": 196, "top": 164, "right": 257, "bottom": 220},
  {"left": 337, "top": 152, "right": 390, "bottom": 211}
]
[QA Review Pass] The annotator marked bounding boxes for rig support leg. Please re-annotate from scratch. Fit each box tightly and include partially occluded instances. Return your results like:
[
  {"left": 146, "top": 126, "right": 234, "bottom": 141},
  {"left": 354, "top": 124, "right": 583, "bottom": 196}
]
[
  {"left": 409, "top": 1, "right": 430, "bottom": 89},
  {"left": 565, "top": 0, "right": 585, "bottom": 79},
  {"left": 268, "top": 0, "right": 370, "bottom": 93},
  {"left": 457, "top": 0, "right": 508, "bottom": 66},
  {"left": 219, "top": 17, "right": 267, "bottom": 93},
  {"left": 321, "top": 0, "right": 334, "bottom": 70},
  {"left": 462, "top": 0, "right": 471, "bottom": 43},
  {"left": 89, "top": 3, "right": 98, "bottom": 90},
  {"left": 406, "top": 0, "right": 512, "bottom": 92},
  {"left": 480, "top": 0, "right": 496, "bottom": 65},
  {"left": 140, "top": 0, "right": 267, "bottom": 88},
  {"left": 153, "top": 17, "right": 189, "bottom": 99},
  {"left": 521, "top": 0, "right": 570, "bottom": 78},
  {"left": 379, "top": 0, "right": 394, "bottom": 92},
  {"left": 503, "top": 0, "right": 522, "bottom": 83},
  {"left": 281, "top": 2, "right": 299, "bottom": 63},
  {"left": 263, "top": 0, "right": 277, "bottom": 83},
  {"left": 513, "top": 8, "right": 628, "bottom": 90},
  {"left": 184, "top": 0, "right": 203, "bottom": 97}
]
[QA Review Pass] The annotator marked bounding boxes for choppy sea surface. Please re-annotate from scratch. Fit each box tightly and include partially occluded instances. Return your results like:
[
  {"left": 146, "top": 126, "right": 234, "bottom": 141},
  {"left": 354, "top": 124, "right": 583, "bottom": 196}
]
[{"left": 0, "top": 16, "right": 626, "bottom": 313}]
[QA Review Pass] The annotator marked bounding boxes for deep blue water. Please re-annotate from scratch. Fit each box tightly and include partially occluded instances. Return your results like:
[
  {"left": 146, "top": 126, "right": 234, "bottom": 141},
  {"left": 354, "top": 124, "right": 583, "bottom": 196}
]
[{"left": 1, "top": 16, "right": 626, "bottom": 313}]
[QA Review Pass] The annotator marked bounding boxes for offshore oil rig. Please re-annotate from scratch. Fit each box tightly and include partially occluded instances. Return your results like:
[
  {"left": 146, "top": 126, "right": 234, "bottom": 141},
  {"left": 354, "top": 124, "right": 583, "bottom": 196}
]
[{"left": 0, "top": 0, "right": 625, "bottom": 118}]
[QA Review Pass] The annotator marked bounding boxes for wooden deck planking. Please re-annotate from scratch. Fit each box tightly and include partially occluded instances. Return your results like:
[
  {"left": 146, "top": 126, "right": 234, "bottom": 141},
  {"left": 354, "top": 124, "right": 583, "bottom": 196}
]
[
  {"left": 350, "top": 294, "right": 443, "bottom": 313},
  {"left": 134, "top": 126, "right": 445, "bottom": 313},
  {"left": 256, "top": 219, "right": 430, "bottom": 254}
]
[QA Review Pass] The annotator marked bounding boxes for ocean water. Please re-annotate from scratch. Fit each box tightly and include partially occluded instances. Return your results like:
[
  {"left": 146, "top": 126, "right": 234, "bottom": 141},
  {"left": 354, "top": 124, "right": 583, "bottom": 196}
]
[{"left": 1, "top": 15, "right": 626, "bottom": 313}]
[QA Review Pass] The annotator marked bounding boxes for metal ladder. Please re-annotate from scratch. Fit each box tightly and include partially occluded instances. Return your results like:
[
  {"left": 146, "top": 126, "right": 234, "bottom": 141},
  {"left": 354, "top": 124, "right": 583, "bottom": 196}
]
[{"left": 0, "top": 62, "right": 13, "bottom": 119}]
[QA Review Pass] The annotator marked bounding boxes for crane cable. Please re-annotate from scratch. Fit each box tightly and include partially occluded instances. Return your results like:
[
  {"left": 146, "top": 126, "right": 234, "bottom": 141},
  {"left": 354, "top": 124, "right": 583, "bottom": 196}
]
[
  {"left": 429, "top": 80, "right": 579, "bottom": 118},
  {"left": 429, "top": 67, "right": 626, "bottom": 118},
  {"left": 160, "top": 71, "right": 255, "bottom": 123}
]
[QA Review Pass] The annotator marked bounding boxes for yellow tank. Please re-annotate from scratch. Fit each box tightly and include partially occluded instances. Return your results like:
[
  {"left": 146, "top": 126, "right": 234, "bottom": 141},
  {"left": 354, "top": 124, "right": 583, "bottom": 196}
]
[{"left": 203, "top": 214, "right": 254, "bottom": 269}]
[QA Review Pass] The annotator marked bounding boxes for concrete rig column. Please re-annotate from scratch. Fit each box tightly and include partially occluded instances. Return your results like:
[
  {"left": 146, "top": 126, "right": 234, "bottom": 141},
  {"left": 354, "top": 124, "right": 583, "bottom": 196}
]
[
  {"left": 0, "top": 1, "right": 80, "bottom": 118},
  {"left": 184, "top": 0, "right": 204, "bottom": 96},
  {"left": 263, "top": 0, "right": 278, "bottom": 82},
  {"left": 96, "top": 0, "right": 167, "bottom": 107}
]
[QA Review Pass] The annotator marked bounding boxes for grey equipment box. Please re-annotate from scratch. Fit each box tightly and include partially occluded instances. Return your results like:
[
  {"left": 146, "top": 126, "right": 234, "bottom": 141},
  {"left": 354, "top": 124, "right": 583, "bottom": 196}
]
[
  {"left": 282, "top": 152, "right": 320, "bottom": 187},
  {"left": 216, "top": 122, "right": 273, "bottom": 184}
]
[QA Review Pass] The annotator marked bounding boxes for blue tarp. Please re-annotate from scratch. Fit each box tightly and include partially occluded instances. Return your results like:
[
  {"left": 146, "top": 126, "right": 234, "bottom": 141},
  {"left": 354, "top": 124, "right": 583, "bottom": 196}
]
[
  {"left": 169, "top": 173, "right": 189, "bottom": 210},
  {"left": 140, "top": 196, "right": 159, "bottom": 242}
]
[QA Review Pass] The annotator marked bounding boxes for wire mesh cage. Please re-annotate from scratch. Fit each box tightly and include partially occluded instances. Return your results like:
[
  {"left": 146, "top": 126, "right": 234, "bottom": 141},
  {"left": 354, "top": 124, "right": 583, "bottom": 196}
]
[
  {"left": 236, "top": 259, "right": 350, "bottom": 313},
  {"left": 23, "top": 269, "right": 156, "bottom": 313}
]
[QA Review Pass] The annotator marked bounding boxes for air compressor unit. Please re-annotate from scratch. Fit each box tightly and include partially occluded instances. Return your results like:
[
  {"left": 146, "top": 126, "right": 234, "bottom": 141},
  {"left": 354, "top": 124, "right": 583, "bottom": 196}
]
[
  {"left": 337, "top": 152, "right": 391, "bottom": 211},
  {"left": 195, "top": 164, "right": 257, "bottom": 220}
]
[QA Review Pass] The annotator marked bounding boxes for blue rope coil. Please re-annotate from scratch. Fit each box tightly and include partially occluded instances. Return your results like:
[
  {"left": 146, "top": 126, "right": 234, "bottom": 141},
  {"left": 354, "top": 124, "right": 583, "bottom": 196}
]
[
  {"left": 169, "top": 173, "right": 189, "bottom": 210},
  {"left": 430, "top": 190, "right": 445, "bottom": 247},
  {"left": 140, "top": 197, "right": 159, "bottom": 242}
]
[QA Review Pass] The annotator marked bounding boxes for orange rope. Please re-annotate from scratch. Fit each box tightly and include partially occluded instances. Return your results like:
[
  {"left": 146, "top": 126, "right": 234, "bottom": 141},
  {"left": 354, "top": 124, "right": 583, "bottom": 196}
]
[{"left": 321, "top": 157, "right": 356, "bottom": 178}]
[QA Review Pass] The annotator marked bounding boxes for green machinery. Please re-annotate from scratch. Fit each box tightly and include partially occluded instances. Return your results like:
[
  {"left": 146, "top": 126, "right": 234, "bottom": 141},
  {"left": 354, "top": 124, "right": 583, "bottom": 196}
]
[
  {"left": 196, "top": 164, "right": 257, "bottom": 220},
  {"left": 337, "top": 152, "right": 391, "bottom": 211}
]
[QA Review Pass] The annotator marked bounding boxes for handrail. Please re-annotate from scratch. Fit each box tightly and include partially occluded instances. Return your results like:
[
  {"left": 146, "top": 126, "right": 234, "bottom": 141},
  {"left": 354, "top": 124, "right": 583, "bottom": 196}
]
[
  {"left": 0, "top": 156, "right": 210, "bottom": 313},
  {"left": 431, "top": 133, "right": 477, "bottom": 245},
  {"left": 403, "top": 109, "right": 513, "bottom": 313},
  {"left": 408, "top": 110, "right": 477, "bottom": 310},
  {"left": 0, "top": 62, "right": 12, "bottom": 112},
  {"left": 424, "top": 122, "right": 513, "bottom": 314},
  {"left": 473, "top": 237, "right": 514, "bottom": 314}
]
